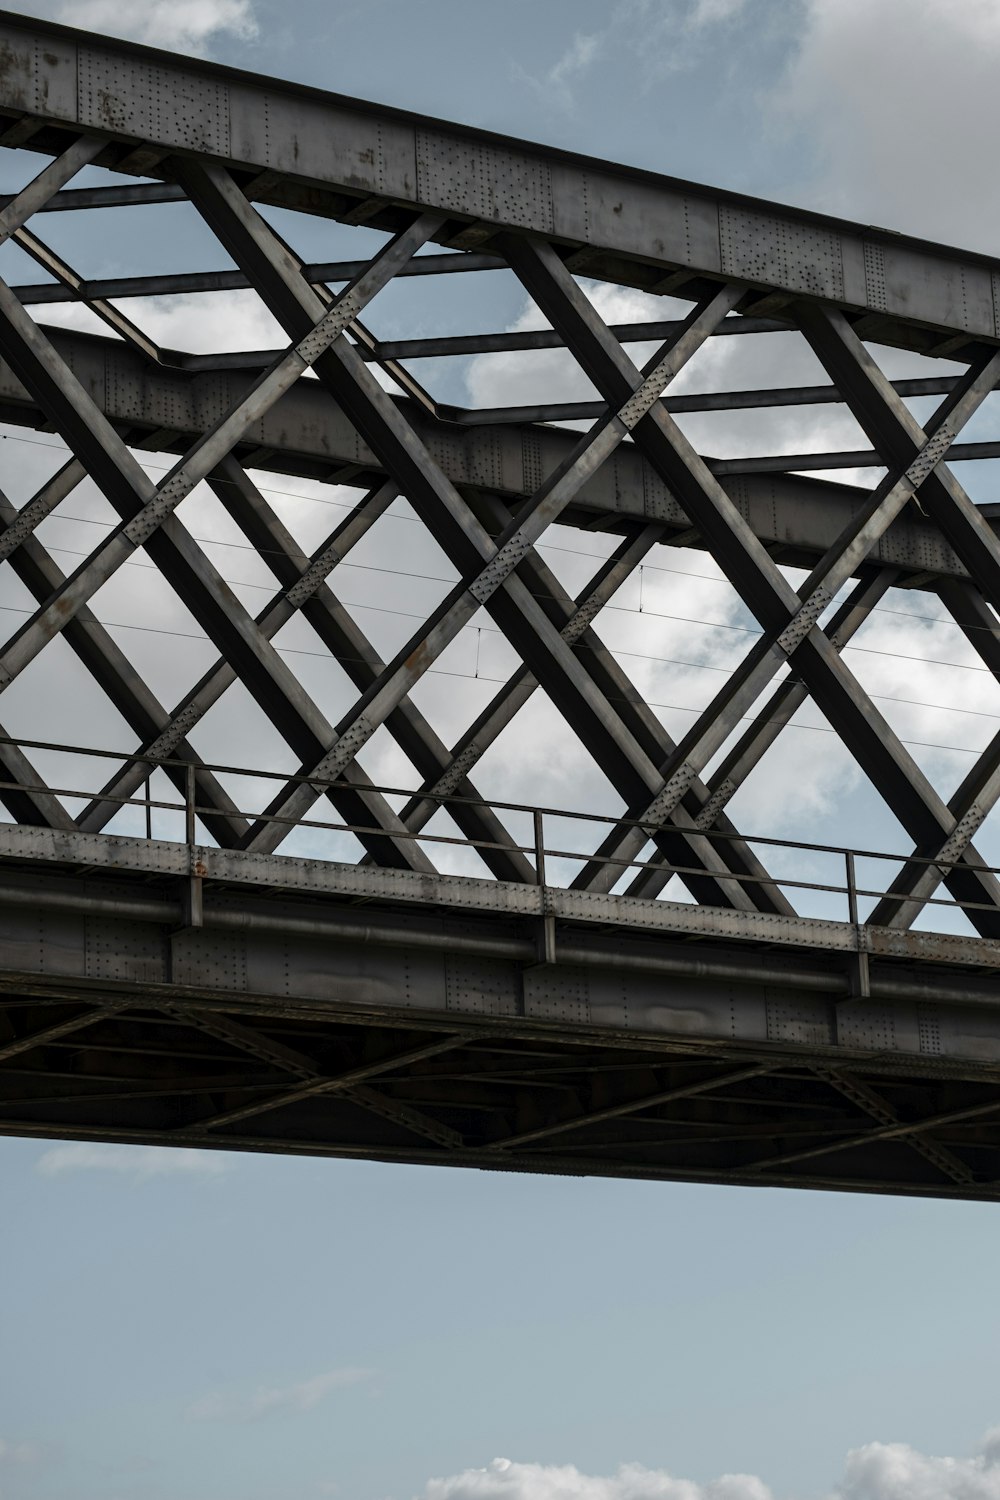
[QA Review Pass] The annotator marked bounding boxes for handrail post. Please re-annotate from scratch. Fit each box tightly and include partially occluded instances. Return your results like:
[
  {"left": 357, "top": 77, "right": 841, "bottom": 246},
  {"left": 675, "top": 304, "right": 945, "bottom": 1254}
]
[
  {"left": 844, "top": 849, "right": 869, "bottom": 999},
  {"left": 183, "top": 761, "right": 203, "bottom": 929},
  {"left": 533, "top": 807, "right": 546, "bottom": 887},
  {"left": 145, "top": 771, "right": 152, "bottom": 841},
  {"left": 533, "top": 807, "right": 556, "bottom": 966}
]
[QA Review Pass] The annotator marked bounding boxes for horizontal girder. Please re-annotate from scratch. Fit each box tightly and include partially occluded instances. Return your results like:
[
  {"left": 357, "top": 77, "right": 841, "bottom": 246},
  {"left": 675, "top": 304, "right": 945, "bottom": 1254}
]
[
  {"left": 0, "top": 323, "right": 982, "bottom": 584},
  {"left": 0, "top": 8, "right": 999, "bottom": 357},
  {"left": 2, "top": 846, "right": 1000, "bottom": 1200}
]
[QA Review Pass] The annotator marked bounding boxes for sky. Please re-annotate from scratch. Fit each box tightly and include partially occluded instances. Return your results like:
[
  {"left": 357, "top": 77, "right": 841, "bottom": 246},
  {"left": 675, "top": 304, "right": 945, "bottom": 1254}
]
[{"left": 3, "top": 1, "right": 1000, "bottom": 1497}]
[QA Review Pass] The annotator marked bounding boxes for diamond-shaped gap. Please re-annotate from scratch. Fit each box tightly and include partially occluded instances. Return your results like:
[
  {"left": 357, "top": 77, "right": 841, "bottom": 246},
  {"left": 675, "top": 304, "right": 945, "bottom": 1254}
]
[
  {"left": 403, "top": 603, "right": 519, "bottom": 747},
  {"left": 0, "top": 623, "right": 137, "bottom": 810},
  {"left": 702, "top": 622, "right": 982, "bottom": 938},
  {"left": 837, "top": 577, "right": 1000, "bottom": 809},
  {"left": 239, "top": 466, "right": 369, "bottom": 558},
  {"left": 722, "top": 695, "right": 914, "bottom": 918},
  {"left": 267, "top": 604, "right": 377, "bottom": 736},
  {"left": 470, "top": 683, "right": 625, "bottom": 888},
  {"left": 585, "top": 532, "right": 761, "bottom": 747},
  {"left": 184, "top": 675, "right": 370, "bottom": 865},
  {"left": 171, "top": 476, "right": 284, "bottom": 599},
  {"left": 67, "top": 547, "right": 219, "bottom": 715},
  {"left": 335, "top": 491, "right": 457, "bottom": 628}
]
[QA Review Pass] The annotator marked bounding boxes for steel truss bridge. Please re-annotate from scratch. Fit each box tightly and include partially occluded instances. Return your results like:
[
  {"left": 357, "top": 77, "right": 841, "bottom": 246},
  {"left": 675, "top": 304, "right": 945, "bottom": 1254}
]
[{"left": 4, "top": 11, "right": 1000, "bottom": 1200}]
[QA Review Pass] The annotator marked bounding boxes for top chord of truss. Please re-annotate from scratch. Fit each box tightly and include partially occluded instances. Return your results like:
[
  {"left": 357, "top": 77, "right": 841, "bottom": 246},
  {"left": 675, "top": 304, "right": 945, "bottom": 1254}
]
[{"left": 0, "top": 6, "right": 997, "bottom": 357}]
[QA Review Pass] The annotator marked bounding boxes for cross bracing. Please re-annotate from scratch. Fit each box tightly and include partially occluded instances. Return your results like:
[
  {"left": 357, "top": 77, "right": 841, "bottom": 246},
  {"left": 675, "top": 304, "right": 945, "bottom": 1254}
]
[{"left": 2, "top": 11, "right": 1000, "bottom": 1197}]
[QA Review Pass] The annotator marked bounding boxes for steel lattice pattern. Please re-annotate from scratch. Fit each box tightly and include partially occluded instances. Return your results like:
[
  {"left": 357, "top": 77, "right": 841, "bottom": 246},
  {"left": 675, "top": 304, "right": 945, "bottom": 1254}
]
[{"left": 2, "top": 12, "right": 1000, "bottom": 1198}]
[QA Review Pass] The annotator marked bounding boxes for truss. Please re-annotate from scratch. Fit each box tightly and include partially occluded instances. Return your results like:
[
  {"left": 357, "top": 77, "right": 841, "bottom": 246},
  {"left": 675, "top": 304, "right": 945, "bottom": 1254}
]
[{"left": 2, "top": 12, "right": 1000, "bottom": 1197}]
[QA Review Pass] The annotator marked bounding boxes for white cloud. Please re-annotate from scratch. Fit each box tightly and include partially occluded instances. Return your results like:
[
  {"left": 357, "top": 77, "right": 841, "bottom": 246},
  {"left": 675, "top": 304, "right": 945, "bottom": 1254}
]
[
  {"left": 0, "top": 1438, "right": 42, "bottom": 1466},
  {"left": 416, "top": 1436, "right": 1000, "bottom": 1500},
  {"left": 36, "top": 1142, "right": 229, "bottom": 1178},
  {"left": 515, "top": 0, "right": 749, "bottom": 109},
  {"left": 53, "top": 0, "right": 257, "bottom": 55},
  {"left": 514, "top": 31, "right": 601, "bottom": 112},
  {"left": 422, "top": 1457, "right": 773, "bottom": 1500},
  {"left": 778, "top": 0, "right": 1000, "bottom": 250},
  {"left": 836, "top": 1433, "right": 1000, "bottom": 1499},
  {"left": 35, "top": 289, "right": 283, "bottom": 355},
  {"left": 186, "top": 1367, "right": 375, "bottom": 1423}
]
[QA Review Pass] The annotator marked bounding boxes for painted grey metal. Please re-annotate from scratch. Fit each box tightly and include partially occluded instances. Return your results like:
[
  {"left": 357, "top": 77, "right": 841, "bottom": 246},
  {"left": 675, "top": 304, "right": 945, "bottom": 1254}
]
[
  {"left": 1, "top": 9, "right": 999, "bottom": 353},
  {"left": 2, "top": 15, "right": 1000, "bottom": 1200},
  {"left": 0, "top": 322, "right": 987, "bottom": 583},
  {"left": 4, "top": 851, "right": 1000, "bottom": 1199}
]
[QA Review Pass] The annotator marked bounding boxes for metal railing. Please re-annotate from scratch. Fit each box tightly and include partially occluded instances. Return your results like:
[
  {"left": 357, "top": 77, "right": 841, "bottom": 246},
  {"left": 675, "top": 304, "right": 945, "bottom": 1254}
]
[{"left": 0, "top": 732, "right": 994, "bottom": 932}]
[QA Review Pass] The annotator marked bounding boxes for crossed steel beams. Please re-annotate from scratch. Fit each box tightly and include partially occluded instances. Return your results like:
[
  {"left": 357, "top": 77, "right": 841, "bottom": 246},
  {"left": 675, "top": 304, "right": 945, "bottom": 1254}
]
[
  {"left": 4, "top": 991, "right": 1000, "bottom": 1195},
  {"left": 0, "top": 139, "right": 1000, "bottom": 940}
]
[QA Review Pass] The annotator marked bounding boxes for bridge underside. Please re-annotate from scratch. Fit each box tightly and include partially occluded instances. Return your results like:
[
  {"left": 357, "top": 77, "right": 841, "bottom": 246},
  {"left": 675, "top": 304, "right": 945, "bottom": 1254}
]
[
  {"left": 4, "top": 835, "right": 1000, "bottom": 1201},
  {"left": 3, "top": 12, "right": 1000, "bottom": 1200}
]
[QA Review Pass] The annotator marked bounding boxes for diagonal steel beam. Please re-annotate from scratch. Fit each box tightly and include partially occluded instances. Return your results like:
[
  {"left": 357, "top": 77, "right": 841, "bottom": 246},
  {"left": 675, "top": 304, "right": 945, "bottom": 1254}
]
[
  {"left": 353, "top": 517, "right": 791, "bottom": 910},
  {"left": 0, "top": 136, "right": 105, "bottom": 244},
  {"left": 503, "top": 237, "right": 1000, "bottom": 933},
  {"left": 0, "top": 212, "right": 441, "bottom": 689},
  {"left": 13, "top": 225, "right": 161, "bottom": 362},
  {"left": 626, "top": 569, "right": 898, "bottom": 898},
  {"left": 172, "top": 1013, "right": 468, "bottom": 1148},
  {"left": 386, "top": 527, "right": 663, "bottom": 841},
  {"left": 0, "top": 721, "right": 76, "bottom": 830},
  {"left": 181, "top": 160, "right": 788, "bottom": 908},
  {"left": 0, "top": 489, "right": 250, "bottom": 846},
  {"left": 485, "top": 1063, "right": 774, "bottom": 1152},
  {"left": 0, "top": 238, "right": 442, "bottom": 870},
  {"left": 747, "top": 1070, "right": 978, "bottom": 1185},
  {"left": 227, "top": 277, "right": 743, "bottom": 853},
  {"left": 798, "top": 307, "right": 1000, "bottom": 924},
  {"left": 75, "top": 480, "right": 397, "bottom": 840},
  {"left": 865, "top": 577, "right": 1000, "bottom": 928},
  {"left": 206, "top": 458, "right": 534, "bottom": 882},
  {"left": 0, "top": 1006, "right": 118, "bottom": 1063},
  {"left": 465, "top": 489, "right": 794, "bottom": 913}
]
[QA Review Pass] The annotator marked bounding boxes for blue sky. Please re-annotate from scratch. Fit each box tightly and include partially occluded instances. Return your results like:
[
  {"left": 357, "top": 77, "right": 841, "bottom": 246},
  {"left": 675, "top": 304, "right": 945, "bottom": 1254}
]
[{"left": 3, "top": 2, "right": 1000, "bottom": 1498}]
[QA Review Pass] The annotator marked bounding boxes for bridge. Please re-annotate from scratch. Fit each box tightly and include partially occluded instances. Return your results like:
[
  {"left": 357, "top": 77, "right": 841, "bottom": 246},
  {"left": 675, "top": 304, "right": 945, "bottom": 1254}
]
[{"left": 2, "top": 8, "right": 1000, "bottom": 1201}]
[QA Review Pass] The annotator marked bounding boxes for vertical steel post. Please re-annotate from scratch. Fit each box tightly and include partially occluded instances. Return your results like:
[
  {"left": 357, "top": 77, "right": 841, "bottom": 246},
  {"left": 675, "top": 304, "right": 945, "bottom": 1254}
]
[
  {"left": 184, "top": 762, "right": 203, "bottom": 928},
  {"left": 845, "top": 849, "right": 869, "bottom": 999},
  {"left": 533, "top": 807, "right": 556, "bottom": 966}
]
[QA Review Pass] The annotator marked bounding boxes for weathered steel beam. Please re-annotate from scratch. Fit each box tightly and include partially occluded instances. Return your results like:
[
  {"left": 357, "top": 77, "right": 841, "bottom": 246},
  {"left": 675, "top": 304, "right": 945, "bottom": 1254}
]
[
  {"left": 0, "top": 8, "right": 998, "bottom": 351},
  {"left": 0, "top": 323, "right": 980, "bottom": 583},
  {"left": 4, "top": 859, "right": 1000, "bottom": 1198}
]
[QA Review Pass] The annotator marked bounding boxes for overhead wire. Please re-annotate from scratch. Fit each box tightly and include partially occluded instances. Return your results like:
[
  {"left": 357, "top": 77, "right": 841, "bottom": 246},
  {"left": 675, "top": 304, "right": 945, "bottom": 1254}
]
[
  {"left": 2, "top": 432, "right": 1000, "bottom": 760},
  {"left": 0, "top": 562, "right": 996, "bottom": 760},
  {"left": 6, "top": 426, "right": 1000, "bottom": 638}
]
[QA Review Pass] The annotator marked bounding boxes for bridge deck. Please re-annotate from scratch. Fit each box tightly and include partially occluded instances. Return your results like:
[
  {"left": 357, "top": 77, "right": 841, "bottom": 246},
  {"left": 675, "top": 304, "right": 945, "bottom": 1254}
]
[{"left": 3, "top": 767, "right": 1000, "bottom": 1201}]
